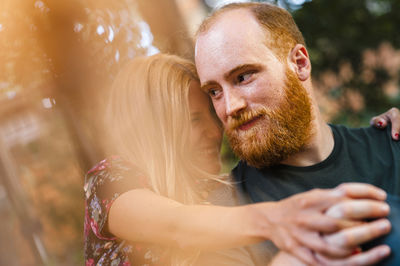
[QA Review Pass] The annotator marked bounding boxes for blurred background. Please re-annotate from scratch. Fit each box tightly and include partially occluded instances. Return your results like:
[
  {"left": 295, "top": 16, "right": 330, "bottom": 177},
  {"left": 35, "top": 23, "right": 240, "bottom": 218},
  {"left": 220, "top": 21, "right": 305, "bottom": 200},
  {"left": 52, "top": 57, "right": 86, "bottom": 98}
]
[{"left": 0, "top": 0, "right": 398, "bottom": 265}]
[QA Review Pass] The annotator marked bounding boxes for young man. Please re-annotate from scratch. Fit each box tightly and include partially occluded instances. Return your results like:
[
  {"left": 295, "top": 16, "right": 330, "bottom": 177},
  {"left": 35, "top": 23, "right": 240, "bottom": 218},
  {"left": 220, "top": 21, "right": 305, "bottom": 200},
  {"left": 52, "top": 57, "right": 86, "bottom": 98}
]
[{"left": 195, "top": 2, "right": 400, "bottom": 265}]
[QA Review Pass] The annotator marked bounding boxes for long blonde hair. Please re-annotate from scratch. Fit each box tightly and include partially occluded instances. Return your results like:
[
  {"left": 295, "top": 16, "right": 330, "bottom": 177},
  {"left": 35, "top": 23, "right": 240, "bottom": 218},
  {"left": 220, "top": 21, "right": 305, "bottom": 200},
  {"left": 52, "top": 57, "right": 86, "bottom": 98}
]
[{"left": 105, "top": 53, "right": 215, "bottom": 205}]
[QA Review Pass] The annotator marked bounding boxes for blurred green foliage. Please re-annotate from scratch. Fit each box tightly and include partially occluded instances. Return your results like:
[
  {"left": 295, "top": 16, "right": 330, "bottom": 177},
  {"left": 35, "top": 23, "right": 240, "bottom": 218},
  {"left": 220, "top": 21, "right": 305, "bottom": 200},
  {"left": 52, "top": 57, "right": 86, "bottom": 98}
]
[{"left": 293, "top": 0, "right": 400, "bottom": 125}]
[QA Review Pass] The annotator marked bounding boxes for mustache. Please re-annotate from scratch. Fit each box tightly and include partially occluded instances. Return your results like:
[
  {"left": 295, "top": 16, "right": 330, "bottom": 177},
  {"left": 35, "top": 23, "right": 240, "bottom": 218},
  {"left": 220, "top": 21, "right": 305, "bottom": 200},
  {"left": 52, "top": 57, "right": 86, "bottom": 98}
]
[{"left": 227, "top": 107, "right": 268, "bottom": 130}]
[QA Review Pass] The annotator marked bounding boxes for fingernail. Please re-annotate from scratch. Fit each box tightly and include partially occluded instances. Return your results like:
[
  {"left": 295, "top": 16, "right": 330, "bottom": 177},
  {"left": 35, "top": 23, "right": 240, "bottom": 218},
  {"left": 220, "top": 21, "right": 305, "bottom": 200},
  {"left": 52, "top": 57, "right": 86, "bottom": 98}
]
[
  {"left": 381, "top": 203, "right": 390, "bottom": 212},
  {"left": 395, "top": 133, "right": 399, "bottom": 140},
  {"left": 380, "top": 246, "right": 391, "bottom": 256},
  {"left": 377, "top": 121, "right": 383, "bottom": 128},
  {"left": 378, "top": 190, "right": 387, "bottom": 200},
  {"left": 378, "top": 220, "right": 391, "bottom": 231},
  {"left": 351, "top": 247, "right": 362, "bottom": 255}
]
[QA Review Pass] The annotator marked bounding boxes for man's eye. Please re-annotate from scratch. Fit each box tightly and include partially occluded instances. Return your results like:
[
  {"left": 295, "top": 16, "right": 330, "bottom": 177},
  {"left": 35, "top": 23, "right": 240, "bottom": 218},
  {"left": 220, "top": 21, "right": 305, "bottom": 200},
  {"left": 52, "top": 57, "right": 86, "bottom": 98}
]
[
  {"left": 208, "top": 88, "right": 221, "bottom": 97},
  {"left": 237, "top": 72, "right": 253, "bottom": 83}
]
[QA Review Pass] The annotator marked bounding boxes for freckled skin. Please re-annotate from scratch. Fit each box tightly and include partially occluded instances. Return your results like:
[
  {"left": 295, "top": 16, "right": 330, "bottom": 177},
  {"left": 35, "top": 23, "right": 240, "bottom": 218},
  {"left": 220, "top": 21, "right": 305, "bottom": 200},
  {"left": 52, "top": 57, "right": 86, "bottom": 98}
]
[
  {"left": 195, "top": 9, "right": 289, "bottom": 127},
  {"left": 195, "top": 8, "right": 336, "bottom": 167}
]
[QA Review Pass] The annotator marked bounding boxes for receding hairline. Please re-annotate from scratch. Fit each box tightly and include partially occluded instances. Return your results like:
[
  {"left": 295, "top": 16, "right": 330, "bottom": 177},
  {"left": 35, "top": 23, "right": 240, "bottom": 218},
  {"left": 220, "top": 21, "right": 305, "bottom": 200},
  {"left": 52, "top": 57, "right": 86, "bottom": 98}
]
[
  {"left": 196, "top": 2, "right": 306, "bottom": 60},
  {"left": 197, "top": 4, "right": 254, "bottom": 37}
]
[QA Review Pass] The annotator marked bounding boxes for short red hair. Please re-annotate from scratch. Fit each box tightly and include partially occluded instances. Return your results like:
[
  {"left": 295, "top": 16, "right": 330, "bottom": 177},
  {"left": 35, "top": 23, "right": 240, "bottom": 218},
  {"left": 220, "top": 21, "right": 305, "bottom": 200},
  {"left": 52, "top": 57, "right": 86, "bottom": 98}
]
[{"left": 197, "top": 2, "right": 305, "bottom": 60}]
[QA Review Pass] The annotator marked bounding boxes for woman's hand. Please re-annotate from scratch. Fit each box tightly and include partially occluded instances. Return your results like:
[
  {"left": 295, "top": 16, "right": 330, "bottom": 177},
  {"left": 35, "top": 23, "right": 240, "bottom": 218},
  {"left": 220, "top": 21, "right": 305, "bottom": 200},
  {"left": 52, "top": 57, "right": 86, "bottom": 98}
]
[
  {"left": 311, "top": 199, "right": 392, "bottom": 265},
  {"left": 370, "top": 107, "right": 400, "bottom": 140},
  {"left": 268, "top": 194, "right": 392, "bottom": 266},
  {"left": 270, "top": 243, "right": 390, "bottom": 266},
  {"left": 252, "top": 183, "right": 389, "bottom": 265}
]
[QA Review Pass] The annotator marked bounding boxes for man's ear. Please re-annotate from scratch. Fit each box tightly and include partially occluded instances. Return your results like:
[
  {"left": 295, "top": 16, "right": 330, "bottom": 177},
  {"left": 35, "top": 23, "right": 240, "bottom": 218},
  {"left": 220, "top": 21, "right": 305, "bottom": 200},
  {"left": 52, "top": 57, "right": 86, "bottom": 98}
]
[{"left": 287, "top": 44, "right": 311, "bottom": 81}]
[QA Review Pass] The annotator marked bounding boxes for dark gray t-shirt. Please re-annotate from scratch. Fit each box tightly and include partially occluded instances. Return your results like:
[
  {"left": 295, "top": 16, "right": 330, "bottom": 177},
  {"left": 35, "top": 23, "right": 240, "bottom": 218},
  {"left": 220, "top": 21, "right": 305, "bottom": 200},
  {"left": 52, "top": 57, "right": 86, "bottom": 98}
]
[{"left": 232, "top": 124, "right": 400, "bottom": 265}]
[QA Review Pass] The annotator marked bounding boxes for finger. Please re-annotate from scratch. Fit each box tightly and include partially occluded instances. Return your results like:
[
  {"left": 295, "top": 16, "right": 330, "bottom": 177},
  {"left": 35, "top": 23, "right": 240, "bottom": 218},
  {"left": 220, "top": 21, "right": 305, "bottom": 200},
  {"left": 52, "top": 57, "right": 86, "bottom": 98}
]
[
  {"left": 387, "top": 107, "right": 400, "bottom": 140},
  {"left": 369, "top": 116, "right": 387, "bottom": 129},
  {"left": 297, "top": 213, "right": 364, "bottom": 234},
  {"left": 334, "top": 219, "right": 364, "bottom": 231},
  {"left": 343, "top": 245, "right": 391, "bottom": 266},
  {"left": 294, "top": 230, "right": 353, "bottom": 258},
  {"left": 279, "top": 236, "right": 317, "bottom": 265},
  {"left": 294, "top": 188, "right": 347, "bottom": 210},
  {"left": 316, "top": 245, "right": 391, "bottom": 266},
  {"left": 370, "top": 115, "right": 388, "bottom": 129},
  {"left": 291, "top": 245, "right": 317, "bottom": 266},
  {"left": 369, "top": 108, "right": 396, "bottom": 129},
  {"left": 393, "top": 129, "right": 400, "bottom": 141},
  {"left": 370, "top": 108, "right": 400, "bottom": 140},
  {"left": 323, "top": 219, "right": 391, "bottom": 248},
  {"left": 325, "top": 200, "right": 390, "bottom": 220},
  {"left": 336, "top": 183, "right": 387, "bottom": 201}
]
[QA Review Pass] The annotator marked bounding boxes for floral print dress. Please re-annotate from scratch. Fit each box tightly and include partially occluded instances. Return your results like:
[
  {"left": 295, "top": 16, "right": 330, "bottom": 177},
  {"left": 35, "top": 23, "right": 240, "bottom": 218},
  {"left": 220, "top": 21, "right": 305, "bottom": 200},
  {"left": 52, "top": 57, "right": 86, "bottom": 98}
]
[{"left": 84, "top": 157, "right": 168, "bottom": 266}]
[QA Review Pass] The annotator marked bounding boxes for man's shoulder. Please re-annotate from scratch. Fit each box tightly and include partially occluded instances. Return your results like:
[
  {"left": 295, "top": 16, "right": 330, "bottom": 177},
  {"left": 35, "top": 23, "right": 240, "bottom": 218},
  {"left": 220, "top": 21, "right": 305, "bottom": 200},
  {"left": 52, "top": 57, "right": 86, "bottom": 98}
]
[
  {"left": 331, "top": 123, "right": 383, "bottom": 134},
  {"left": 331, "top": 123, "right": 395, "bottom": 144},
  {"left": 331, "top": 124, "right": 400, "bottom": 163}
]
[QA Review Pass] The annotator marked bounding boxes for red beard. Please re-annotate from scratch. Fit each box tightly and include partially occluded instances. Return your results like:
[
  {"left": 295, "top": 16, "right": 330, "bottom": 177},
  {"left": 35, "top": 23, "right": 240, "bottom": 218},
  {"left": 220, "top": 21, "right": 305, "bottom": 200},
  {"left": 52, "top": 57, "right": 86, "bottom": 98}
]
[{"left": 226, "top": 68, "right": 313, "bottom": 168}]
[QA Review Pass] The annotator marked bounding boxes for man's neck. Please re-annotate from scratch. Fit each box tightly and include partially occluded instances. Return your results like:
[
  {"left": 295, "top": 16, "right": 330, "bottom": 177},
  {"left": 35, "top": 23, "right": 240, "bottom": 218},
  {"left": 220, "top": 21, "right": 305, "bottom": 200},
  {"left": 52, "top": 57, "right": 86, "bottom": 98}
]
[{"left": 280, "top": 105, "right": 334, "bottom": 167}]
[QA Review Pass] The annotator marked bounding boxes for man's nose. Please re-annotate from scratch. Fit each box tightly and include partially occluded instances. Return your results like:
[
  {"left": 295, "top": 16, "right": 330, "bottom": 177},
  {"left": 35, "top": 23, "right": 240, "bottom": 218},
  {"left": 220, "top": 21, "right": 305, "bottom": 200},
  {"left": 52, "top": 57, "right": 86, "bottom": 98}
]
[{"left": 225, "top": 88, "right": 247, "bottom": 117}]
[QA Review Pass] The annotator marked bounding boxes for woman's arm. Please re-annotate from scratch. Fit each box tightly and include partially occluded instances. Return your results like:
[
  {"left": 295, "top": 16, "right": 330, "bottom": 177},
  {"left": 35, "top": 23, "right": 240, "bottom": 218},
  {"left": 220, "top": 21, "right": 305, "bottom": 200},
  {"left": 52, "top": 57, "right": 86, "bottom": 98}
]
[
  {"left": 108, "top": 188, "right": 260, "bottom": 249},
  {"left": 108, "top": 183, "right": 389, "bottom": 265}
]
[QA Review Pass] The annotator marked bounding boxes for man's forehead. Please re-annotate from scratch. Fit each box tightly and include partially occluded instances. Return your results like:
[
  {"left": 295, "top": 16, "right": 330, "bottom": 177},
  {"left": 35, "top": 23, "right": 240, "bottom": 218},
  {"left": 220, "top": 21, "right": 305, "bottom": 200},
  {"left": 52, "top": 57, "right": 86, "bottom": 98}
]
[
  {"left": 195, "top": 9, "right": 267, "bottom": 78},
  {"left": 195, "top": 8, "right": 260, "bottom": 45},
  {"left": 200, "top": 8, "right": 256, "bottom": 33},
  {"left": 195, "top": 9, "right": 265, "bottom": 61}
]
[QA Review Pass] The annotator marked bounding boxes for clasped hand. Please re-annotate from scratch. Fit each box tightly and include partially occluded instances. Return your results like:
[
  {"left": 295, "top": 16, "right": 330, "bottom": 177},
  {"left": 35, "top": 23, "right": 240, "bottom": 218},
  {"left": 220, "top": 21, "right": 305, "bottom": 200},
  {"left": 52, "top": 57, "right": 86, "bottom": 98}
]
[{"left": 259, "top": 183, "right": 391, "bottom": 265}]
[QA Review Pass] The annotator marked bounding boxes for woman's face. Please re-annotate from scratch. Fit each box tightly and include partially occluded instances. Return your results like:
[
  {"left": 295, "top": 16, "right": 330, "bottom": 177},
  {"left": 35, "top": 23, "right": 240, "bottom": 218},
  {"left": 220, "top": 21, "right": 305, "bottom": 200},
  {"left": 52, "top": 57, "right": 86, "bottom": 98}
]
[{"left": 189, "top": 81, "right": 223, "bottom": 174}]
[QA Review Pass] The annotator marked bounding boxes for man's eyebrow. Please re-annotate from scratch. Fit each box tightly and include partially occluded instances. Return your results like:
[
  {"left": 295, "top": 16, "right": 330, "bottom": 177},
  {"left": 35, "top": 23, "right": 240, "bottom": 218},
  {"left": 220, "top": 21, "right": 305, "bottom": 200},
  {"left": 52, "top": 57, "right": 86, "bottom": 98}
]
[
  {"left": 200, "top": 81, "right": 217, "bottom": 91},
  {"left": 224, "top": 63, "right": 263, "bottom": 80},
  {"left": 200, "top": 63, "right": 263, "bottom": 90}
]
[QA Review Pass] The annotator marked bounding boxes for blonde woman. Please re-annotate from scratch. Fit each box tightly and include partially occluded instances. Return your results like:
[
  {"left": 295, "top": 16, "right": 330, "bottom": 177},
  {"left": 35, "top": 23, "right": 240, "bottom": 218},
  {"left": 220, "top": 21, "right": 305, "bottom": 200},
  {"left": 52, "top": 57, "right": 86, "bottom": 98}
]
[{"left": 84, "top": 53, "right": 398, "bottom": 266}]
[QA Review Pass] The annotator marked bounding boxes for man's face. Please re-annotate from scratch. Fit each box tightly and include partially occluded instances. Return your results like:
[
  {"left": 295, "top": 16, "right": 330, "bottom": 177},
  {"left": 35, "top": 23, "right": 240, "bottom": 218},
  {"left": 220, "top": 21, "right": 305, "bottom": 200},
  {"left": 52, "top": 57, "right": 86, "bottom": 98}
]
[{"left": 195, "top": 9, "right": 312, "bottom": 167}]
